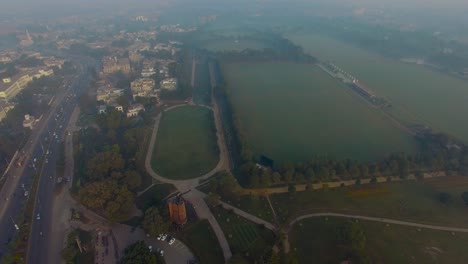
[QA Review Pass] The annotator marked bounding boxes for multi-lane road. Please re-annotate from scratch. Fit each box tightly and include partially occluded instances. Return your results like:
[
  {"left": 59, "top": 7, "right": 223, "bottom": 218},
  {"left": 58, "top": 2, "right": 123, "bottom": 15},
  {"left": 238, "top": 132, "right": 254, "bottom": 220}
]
[{"left": 0, "top": 56, "right": 96, "bottom": 262}]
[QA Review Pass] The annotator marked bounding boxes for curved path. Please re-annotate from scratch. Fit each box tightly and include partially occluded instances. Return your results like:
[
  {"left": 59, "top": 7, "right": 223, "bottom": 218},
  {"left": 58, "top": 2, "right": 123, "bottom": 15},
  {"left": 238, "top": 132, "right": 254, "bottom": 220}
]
[
  {"left": 288, "top": 212, "right": 468, "bottom": 233},
  {"left": 283, "top": 212, "right": 468, "bottom": 254},
  {"left": 145, "top": 102, "right": 230, "bottom": 190},
  {"left": 145, "top": 102, "right": 233, "bottom": 262}
]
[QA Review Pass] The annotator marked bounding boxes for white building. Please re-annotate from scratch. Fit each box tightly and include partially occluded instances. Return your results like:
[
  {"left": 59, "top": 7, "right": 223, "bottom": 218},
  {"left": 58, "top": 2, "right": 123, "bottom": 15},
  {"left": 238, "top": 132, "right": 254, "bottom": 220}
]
[
  {"left": 126, "top": 104, "right": 145, "bottom": 117},
  {"left": 98, "top": 105, "right": 107, "bottom": 114},
  {"left": 131, "top": 78, "right": 155, "bottom": 99},
  {"left": 96, "top": 86, "right": 125, "bottom": 104},
  {"left": 0, "top": 69, "right": 54, "bottom": 101},
  {"left": 160, "top": 78, "right": 178, "bottom": 91}
]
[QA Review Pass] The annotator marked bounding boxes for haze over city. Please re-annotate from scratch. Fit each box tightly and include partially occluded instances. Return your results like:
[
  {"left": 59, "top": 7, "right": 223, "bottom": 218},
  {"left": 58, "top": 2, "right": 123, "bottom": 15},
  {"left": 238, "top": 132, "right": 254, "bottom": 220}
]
[{"left": 1, "top": 1, "right": 468, "bottom": 264}]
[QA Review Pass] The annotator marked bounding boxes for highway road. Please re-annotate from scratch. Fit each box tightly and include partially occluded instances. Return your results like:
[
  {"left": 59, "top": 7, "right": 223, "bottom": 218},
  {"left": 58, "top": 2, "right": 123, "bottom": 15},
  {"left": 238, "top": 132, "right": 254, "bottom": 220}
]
[
  {"left": 0, "top": 56, "right": 97, "bottom": 261},
  {"left": 27, "top": 58, "right": 97, "bottom": 264}
]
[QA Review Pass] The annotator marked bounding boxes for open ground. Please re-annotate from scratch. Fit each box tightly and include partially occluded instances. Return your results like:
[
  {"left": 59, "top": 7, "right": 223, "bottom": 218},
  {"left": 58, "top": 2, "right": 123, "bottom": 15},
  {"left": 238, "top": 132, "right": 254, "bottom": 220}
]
[
  {"left": 223, "top": 62, "right": 417, "bottom": 162},
  {"left": 290, "top": 217, "right": 468, "bottom": 264},
  {"left": 287, "top": 33, "right": 468, "bottom": 143},
  {"left": 269, "top": 180, "right": 468, "bottom": 227}
]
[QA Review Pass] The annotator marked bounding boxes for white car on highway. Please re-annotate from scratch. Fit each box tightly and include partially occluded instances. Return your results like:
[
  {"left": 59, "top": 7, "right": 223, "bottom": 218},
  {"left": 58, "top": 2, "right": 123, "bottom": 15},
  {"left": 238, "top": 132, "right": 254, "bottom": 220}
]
[{"left": 36, "top": 213, "right": 40, "bottom": 220}]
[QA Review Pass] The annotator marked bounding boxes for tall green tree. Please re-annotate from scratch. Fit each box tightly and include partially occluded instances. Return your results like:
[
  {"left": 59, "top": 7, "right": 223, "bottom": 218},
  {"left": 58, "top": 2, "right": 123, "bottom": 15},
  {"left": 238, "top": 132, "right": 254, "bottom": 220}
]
[
  {"left": 142, "top": 207, "right": 170, "bottom": 237},
  {"left": 78, "top": 180, "right": 134, "bottom": 221},
  {"left": 122, "top": 241, "right": 157, "bottom": 264},
  {"left": 86, "top": 145, "right": 125, "bottom": 180}
]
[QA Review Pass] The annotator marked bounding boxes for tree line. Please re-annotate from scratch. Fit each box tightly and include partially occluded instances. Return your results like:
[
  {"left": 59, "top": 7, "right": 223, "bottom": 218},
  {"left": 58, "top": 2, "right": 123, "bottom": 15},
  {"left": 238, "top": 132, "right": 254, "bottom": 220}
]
[
  {"left": 209, "top": 32, "right": 317, "bottom": 64},
  {"left": 75, "top": 108, "right": 152, "bottom": 222}
]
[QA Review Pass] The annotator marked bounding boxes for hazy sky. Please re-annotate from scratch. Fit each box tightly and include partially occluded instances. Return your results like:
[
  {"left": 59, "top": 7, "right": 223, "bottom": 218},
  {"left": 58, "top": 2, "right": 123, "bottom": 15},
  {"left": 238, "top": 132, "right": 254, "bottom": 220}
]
[{"left": 1, "top": 0, "right": 467, "bottom": 17}]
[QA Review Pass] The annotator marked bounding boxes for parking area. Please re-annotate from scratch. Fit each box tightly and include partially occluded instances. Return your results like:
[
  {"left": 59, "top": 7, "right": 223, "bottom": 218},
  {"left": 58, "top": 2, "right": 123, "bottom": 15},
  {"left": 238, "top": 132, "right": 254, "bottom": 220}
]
[
  {"left": 112, "top": 224, "right": 196, "bottom": 264},
  {"left": 95, "top": 230, "right": 118, "bottom": 264},
  {"left": 146, "top": 235, "right": 195, "bottom": 263}
]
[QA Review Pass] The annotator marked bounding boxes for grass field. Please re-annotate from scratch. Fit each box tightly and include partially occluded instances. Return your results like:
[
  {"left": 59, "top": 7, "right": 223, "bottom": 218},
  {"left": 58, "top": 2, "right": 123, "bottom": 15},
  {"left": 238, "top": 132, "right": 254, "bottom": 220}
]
[
  {"left": 287, "top": 33, "right": 468, "bottom": 143},
  {"left": 219, "top": 194, "right": 275, "bottom": 223},
  {"left": 270, "top": 180, "right": 468, "bottom": 227},
  {"left": 193, "top": 61, "right": 212, "bottom": 106},
  {"left": 291, "top": 217, "right": 468, "bottom": 264},
  {"left": 223, "top": 62, "right": 417, "bottom": 162},
  {"left": 179, "top": 220, "right": 224, "bottom": 264},
  {"left": 152, "top": 106, "right": 219, "bottom": 179},
  {"left": 211, "top": 206, "right": 276, "bottom": 261}
]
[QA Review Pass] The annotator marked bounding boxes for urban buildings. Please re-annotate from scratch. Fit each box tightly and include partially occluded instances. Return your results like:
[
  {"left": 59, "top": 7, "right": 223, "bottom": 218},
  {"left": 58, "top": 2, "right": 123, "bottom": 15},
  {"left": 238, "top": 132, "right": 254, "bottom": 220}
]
[
  {"left": 126, "top": 103, "right": 145, "bottom": 117},
  {"left": 160, "top": 78, "right": 178, "bottom": 91},
  {"left": 102, "top": 56, "right": 131, "bottom": 74},
  {"left": 130, "top": 78, "right": 155, "bottom": 99},
  {"left": 96, "top": 85, "right": 125, "bottom": 104},
  {"left": 0, "top": 68, "right": 54, "bottom": 101}
]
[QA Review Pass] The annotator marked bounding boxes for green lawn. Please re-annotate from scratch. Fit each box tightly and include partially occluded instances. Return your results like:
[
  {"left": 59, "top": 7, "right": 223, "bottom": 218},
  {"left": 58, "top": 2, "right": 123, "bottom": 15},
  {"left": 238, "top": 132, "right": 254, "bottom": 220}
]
[
  {"left": 193, "top": 61, "right": 212, "bottom": 106},
  {"left": 223, "top": 62, "right": 417, "bottom": 162},
  {"left": 270, "top": 181, "right": 468, "bottom": 227},
  {"left": 288, "top": 33, "right": 468, "bottom": 143},
  {"left": 221, "top": 194, "right": 275, "bottom": 223},
  {"left": 211, "top": 206, "right": 276, "bottom": 262},
  {"left": 291, "top": 217, "right": 468, "bottom": 264},
  {"left": 152, "top": 106, "right": 219, "bottom": 179},
  {"left": 179, "top": 220, "right": 224, "bottom": 264}
]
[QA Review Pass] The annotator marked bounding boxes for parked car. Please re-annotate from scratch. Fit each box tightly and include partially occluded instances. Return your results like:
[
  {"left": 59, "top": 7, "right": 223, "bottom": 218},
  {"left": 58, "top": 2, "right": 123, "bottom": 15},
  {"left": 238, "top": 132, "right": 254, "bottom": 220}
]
[
  {"left": 168, "top": 238, "right": 176, "bottom": 245},
  {"left": 161, "top": 234, "right": 168, "bottom": 241}
]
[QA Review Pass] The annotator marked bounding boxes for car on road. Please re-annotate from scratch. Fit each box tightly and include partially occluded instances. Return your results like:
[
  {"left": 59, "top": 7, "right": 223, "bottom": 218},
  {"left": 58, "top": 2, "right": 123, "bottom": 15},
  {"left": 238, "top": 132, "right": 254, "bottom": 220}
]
[
  {"left": 160, "top": 234, "right": 167, "bottom": 241},
  {"left": 168, "top": 237, "right": 176, "bottom": 245},
  {"left": 45, "top": 159, "right": 48, "bottom": 163},
  {"left": 24, "top": 191, "right": 29, "bottom": 196},
  {"left": 158, "top": 249, "right": 164, "bottom": 257},
  {"left": 148, "top": 245, "right": 152, "bottom": 252},
  {"left": 36, "top": 213, "right": 40, "bottom": 220}
]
